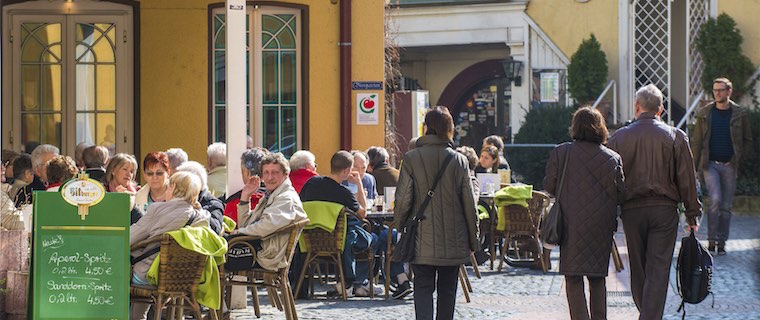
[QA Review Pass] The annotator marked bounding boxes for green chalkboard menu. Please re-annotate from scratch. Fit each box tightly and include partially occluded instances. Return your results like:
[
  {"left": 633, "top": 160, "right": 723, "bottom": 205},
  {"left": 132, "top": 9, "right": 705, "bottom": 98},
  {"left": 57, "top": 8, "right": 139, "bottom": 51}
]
[{"left": 32, "top": 177, "right": 130, "bottom": 320}]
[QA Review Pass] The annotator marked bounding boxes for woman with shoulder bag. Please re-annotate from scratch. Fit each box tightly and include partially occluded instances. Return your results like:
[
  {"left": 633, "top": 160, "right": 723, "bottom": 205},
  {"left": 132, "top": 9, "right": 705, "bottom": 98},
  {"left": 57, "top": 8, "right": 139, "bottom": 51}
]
[
  {"left": 394, "top": 106, "right": 479, "bottom": 320},
  {"left": 543, "top": 107, "right": 626, "bottom": 320}
]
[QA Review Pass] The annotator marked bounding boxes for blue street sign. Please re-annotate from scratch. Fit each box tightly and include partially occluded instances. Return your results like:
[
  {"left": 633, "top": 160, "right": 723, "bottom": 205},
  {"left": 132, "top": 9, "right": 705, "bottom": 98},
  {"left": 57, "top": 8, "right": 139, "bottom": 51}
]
[{"left": 352, "top": 81, "right": 383, "bottom": 90}]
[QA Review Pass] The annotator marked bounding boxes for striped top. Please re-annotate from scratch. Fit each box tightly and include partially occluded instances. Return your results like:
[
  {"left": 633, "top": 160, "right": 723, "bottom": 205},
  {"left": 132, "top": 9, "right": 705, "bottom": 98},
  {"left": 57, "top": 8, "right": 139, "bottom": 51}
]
[{"left": 709, "top": 107, "right": 733, "bottom": 162}]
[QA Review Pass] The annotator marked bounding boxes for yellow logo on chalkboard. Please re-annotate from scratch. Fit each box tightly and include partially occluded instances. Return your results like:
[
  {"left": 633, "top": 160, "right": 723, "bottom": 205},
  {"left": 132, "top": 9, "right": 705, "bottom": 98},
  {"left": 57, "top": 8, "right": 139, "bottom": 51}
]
[{"left": 61, "top": 172, "right": 106, "bottom": 220}]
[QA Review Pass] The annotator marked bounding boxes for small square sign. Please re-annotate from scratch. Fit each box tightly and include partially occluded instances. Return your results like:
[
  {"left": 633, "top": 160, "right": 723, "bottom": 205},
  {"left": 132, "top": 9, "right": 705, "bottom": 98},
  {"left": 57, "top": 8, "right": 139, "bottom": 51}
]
[{"left": 357, "top": 93, "right": 379, "bottom": 125}]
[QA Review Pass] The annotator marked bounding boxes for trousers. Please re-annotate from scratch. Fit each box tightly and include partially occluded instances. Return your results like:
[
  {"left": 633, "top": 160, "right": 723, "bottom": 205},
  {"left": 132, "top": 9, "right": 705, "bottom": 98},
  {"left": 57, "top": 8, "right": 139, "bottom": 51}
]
[
  {"left": 565, "top": 275, "right": 606, "bottom": 320},
  {"left": 411, "top": 264, "right": 459, "bottom": 320},
  {"left": 703, "top": 162, "right": 737, "bottom": 243},
  {"left": 621, "top": 205, "right": 678, "bottom": 320}
]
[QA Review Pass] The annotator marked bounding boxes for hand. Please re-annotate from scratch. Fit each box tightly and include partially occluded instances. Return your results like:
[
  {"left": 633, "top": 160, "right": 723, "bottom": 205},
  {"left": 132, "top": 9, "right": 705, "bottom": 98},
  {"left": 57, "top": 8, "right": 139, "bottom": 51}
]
[
  {"left": 687, "top": 224, "right": 699, "bottom": 233},
  {"left": 348, "top": 171, "right": 361, "bottom": 185},
  {"left": 241, "top": 175, "right": 261, "bottom": 201}
]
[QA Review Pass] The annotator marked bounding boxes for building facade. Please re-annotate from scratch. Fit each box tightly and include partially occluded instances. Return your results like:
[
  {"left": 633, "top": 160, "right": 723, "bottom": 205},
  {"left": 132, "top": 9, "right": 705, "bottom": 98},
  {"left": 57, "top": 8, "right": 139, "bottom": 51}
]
[
  {"left": 390, "top": 0, "right": 760, "bottom": 146},
  {"left": 1, "top": 0, "right": 386, "bottom": 171}
]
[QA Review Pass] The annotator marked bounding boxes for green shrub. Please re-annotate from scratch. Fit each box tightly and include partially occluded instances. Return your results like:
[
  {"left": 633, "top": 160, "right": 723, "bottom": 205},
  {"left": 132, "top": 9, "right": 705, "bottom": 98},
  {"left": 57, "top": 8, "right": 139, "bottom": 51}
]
[
  {"left": 509, "top": 106, "right": 574, "bottom": 189},
  {"left": 696, "top": 14, "right": 755, "bottom": 98},
  {"left": 567, "top": 34, "right": 608, "bottom": 104},
  {"left": 736, "top": 109, "right": 760, "bottom": 195}
]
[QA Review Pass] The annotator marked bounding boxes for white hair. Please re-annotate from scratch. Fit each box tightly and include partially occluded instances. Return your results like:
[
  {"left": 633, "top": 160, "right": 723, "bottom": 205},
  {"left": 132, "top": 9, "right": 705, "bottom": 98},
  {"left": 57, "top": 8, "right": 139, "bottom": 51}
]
[
  {"left": 176, "top": 161, "right": 209, "bottom": 189},
  {"left": 289, "top": 150, "right": 316, "bottom": 170},
  {"left": 635, "top": 84, "right": 664, "bottom": 113},
  {"left": 207, "top": 142, "right": 227, "bottom": 167},
  {"left": 31, "top": 144, "right": 60, "bottom": 169},
  {"left": 165, "top": 148, "right": 188, "bottom": 170}
]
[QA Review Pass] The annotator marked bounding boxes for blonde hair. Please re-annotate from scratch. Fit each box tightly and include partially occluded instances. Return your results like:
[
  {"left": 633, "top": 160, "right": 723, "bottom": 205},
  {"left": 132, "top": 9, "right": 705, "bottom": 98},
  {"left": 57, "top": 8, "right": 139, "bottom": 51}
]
[
  {"left": 169, "top": 171, "right": 202, "bottom": 209},
  {"left": 105, "top": 153, "right": 138, "bottom": 185}
]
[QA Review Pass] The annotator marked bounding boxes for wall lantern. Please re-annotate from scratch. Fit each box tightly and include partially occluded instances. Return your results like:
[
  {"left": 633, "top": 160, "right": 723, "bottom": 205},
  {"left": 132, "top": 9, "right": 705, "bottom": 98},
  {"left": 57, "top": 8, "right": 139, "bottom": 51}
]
[{"left": 502, "top": 58, "right": 524, "bottom": 87}]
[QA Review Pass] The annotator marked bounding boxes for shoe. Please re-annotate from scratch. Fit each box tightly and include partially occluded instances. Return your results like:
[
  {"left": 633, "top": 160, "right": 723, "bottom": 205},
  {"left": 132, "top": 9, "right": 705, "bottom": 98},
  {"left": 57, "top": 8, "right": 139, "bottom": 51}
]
[
  {"left": 392, "top": 281, "right": 413, "bottom": 299},
  {"left": 717, "top": 242, "right": 727, "bottom": 255},
  {"left": 707, "top": 241, "right": 716, "bottom": 253},
  {"left": 353, "top": 282, "right": 383, "bottom": 297},
  {"left": 327, "top": 283, "right": 354, "bottom": 298}
]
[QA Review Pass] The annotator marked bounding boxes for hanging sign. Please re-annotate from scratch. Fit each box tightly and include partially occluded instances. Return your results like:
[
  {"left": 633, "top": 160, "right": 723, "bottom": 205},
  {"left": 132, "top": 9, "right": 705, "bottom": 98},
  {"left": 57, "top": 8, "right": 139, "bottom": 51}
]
[
  {"left": 352, "top": 81, "right": 383, "bottom": 90},
  {"left": 357, "top": 93, "right": 380, "bottom": 125}
]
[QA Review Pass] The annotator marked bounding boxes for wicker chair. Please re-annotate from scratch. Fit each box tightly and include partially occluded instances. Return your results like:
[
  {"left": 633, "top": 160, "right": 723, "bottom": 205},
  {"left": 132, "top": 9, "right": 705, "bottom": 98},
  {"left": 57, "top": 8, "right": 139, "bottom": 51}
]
[
  {"left": 294, "top": 208, "right": 349, "bottom": 300},
  {"left": 130, "top": 233, "right": 219, "bottom": 320},
  {"left": 496, "top": 191, "right": 550, "bottom": 273},
  {"left": 220, "top": 219, "right": 309, "bottom": 320}
]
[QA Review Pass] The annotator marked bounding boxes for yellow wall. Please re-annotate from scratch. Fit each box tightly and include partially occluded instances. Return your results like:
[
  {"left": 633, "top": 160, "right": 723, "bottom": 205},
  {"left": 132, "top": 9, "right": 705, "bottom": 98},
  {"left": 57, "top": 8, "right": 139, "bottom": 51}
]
[
  {"left": 139, "top": 0, "right": 386, "bottom": 174},
  {"left": 719, "top": 0, "right": 760, "bottom": 67},
  {"left": 526, "top": 0, "right": 618, "bottom": 82}
]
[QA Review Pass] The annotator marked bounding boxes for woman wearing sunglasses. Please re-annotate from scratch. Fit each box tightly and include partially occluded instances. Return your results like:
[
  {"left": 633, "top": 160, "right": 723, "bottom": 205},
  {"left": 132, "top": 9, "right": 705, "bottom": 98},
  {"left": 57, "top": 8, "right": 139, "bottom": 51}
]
[{"left": 134, "top": 151, "right": 171, "bottom": 212}]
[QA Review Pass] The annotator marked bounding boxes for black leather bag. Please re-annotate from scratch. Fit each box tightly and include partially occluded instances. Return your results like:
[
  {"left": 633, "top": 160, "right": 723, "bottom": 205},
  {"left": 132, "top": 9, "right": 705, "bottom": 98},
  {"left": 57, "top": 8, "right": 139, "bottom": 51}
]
[
  {"left": 541, "top": 145, "right": 570, "bottom": 245},
  {"left": 392, "top": 151, "right": 455, "bottom": 263}
]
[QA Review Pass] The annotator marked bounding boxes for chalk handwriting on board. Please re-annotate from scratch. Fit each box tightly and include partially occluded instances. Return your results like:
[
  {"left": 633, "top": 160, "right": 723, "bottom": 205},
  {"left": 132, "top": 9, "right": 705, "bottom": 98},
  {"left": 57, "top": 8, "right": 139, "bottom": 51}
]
[{"left": 42, "top": 235, "right": 65, "bottom": 250}]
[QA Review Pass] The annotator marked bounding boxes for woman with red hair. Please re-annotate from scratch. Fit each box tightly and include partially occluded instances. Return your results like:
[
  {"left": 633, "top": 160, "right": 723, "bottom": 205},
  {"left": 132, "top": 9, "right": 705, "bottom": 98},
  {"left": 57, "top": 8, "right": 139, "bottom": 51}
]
[{"left": 134, "top": 151, "right": 171, "bottom": 212}]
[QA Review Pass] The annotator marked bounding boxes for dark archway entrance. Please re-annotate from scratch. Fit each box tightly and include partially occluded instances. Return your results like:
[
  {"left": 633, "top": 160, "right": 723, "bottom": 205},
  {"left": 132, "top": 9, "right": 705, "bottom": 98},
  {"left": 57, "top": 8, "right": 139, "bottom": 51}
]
[{"left": 437, "top": 60, "right": 511, "bottom": 149}]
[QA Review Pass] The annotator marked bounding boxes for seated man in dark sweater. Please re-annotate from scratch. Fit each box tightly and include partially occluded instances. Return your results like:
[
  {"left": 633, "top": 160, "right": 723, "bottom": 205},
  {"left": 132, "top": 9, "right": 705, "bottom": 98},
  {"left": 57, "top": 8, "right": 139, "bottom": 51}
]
[{"left": 299, "top": 150, "right": 382, "bottom": 297}]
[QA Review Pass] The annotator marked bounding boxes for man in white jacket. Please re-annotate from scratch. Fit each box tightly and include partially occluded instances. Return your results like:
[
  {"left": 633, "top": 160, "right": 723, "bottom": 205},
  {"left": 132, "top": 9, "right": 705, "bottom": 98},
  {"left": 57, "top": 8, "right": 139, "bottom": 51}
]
[{"left": 232, "top": 153, "right": 308, "bottom": 271}]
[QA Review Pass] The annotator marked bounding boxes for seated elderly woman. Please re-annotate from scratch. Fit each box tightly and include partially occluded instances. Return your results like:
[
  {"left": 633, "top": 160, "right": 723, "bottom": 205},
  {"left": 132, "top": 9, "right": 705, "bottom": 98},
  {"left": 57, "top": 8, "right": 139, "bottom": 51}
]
[
  {"left": 105, "top": 153, "right": 139, "bottom": 193},
  {"left": 227, "top": 153, "right": 307, "bottom": 271},
  {"left": 134, "top": 152, "right": 170, "bottom": 212},
  {"left": 129, "top": 171, "right": 210, "bottom": 320},
  {"left": 45, "top": 155, "right": 79, "bottom": 191}
]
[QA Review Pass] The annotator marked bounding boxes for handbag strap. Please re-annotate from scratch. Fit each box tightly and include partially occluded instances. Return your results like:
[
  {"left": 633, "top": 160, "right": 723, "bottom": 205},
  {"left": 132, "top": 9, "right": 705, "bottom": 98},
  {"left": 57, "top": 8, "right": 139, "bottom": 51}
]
[
  {"left": 410, "top": 150, "right": 455, "bottom": 223},
  {"left": 555, "top": 144, "right": 571, "bottom": 201}
]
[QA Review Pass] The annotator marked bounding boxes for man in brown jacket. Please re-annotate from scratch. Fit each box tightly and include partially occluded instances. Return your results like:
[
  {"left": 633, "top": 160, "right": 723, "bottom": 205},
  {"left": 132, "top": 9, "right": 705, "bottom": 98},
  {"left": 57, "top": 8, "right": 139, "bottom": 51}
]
[
  {"left": 608, "top": 84, "right": 702, "bottom": 320},
  {"left": 690, "top": 78, "right": 752, "bottom": 255}
]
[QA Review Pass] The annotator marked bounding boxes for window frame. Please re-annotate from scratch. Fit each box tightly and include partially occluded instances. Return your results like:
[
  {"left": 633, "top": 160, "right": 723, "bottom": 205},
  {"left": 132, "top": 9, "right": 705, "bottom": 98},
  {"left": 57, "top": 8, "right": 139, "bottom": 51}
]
[{"left": 208, "top": 3, "right": 306, "bottom": 156}]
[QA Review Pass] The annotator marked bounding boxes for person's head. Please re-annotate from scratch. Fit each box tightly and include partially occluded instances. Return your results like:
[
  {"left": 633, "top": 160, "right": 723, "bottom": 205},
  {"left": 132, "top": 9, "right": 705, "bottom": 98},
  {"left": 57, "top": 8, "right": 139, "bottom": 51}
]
[
  {"left": 259, "top": 153, "right": 290, "bottom": 193},
  {"left": 45, "top": 155, "right": 78, "bottom": 185},
  {"left": 289, "top": 150, "right": 316, "bottom": 172},
  {"left": 11, "top": 154, "right": 34, "bottom": 183},
  {"left": 456, "top": 146, "right": 478, "bottom": 171},
  {"left": 480, "top": 146, "right": 500, "bottom": 170},
  {"left": 2, "top": 149, "right": 20, "bottom": 181},
  {"left": 24, "top": 141, "right": 40, "bottom": 154},
  {"left": 207, "top": 142, "right": 227, "bottom": 171},
  {"left": 82, "top": 146, "right": 109, "bottom": 169},
  {"left": 366, "top": 146, "right": 390, "bottom": 172},
  {"left": 105, "top": 153, "right": 137, "bottom": 188},
  {"left": 408, "top": 137, "right": 419, "bottom": 150},
  {"left": 74, "top": 142, "right": 93, "bottom": 168},
  {"left": 634, "top": 84, "right": 664, "bottom": 117},
  {"left": 240, "top": 148, "right": 269, "bottom": 182},
  {"left": 165, "top": 148, "right": 188, "bottom": 175},
  {"left": 142, "top": 152, "right": 170, "bottom": 191},
  {"left": 31, "top": 144, "right": 60, "bottom": 183},
  {"left": 482, "top": 135, "right": 504, "bottom": 152},
  {"left": 176, "top": 161, "right": 209, "bottom": 190},
  {"left": 330, "top": 151, "right": 354, "bottom": 180},
  {"left": 424, "top": 106, "right": 455, "bottom": 140},
  {"left": 246, "top": 136, "right": 254, "bottom": 149},
  {"left": 571, "top": 106, "right": 608, "bottom": 145},
  {"left": 167, "top": 171, "right": 202, "bottom": 209},
  {"left": 712, "top": 77, "right": 733, "bottom": 103},
  {"left": 351, "top": 151, "right": 369, "bottom": 178}
]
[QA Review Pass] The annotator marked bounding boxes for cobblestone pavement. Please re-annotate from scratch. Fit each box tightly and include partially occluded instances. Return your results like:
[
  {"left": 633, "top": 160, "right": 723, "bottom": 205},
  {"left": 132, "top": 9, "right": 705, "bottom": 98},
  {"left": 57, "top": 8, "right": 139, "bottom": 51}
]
[{"left": 230, "top": 215, "right": 760, "bottom": 319}]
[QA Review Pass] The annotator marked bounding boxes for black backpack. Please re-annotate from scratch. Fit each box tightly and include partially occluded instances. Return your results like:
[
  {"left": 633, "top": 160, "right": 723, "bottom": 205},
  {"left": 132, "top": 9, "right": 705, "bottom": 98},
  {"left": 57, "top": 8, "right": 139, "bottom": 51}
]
[{"left": 676, "top": 230, "right": 714, "bottom": 319}]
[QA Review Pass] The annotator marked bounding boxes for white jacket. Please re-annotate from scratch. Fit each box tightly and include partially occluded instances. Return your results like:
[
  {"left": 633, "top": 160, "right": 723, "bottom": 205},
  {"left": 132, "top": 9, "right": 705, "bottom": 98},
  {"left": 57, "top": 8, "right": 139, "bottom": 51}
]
[{"left": 237, "top": 179, "right": 307, "bottom": 271}]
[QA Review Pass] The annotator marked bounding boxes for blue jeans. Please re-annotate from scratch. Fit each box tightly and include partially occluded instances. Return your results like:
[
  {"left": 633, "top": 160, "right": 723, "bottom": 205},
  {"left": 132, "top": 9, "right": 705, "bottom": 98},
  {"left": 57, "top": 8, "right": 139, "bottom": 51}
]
[
  {"left": 703, "top": 162, "right": 737, "bottom": 243},
  {"left": 376, "top": 227, "right": 405, "bottom": 281},
  {"left": 344, "top": 219, "right": 376, "bottom": 286}
]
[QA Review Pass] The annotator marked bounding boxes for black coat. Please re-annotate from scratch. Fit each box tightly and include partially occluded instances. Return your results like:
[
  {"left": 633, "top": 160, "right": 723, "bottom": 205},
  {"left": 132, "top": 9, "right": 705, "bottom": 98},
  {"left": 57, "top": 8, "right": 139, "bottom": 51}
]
[
  {"left": 199, "top": 189, "right": 225, "bottom": 234},
  {"left": 14, "top": 175, "right": 46, "bottom": 208},
  {"left": 544, "top": 141, "right": 626, "bottom": 276}
]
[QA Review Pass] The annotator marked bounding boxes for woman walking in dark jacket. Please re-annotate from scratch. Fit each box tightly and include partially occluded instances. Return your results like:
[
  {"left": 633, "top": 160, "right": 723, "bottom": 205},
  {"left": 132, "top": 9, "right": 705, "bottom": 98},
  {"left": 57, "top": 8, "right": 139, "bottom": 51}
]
[
  {"left": 395, "top": 106, "right": 479, "bottom": 320},
  {"left": 544, "top": 107, "right": 626, "bottom": 320}
]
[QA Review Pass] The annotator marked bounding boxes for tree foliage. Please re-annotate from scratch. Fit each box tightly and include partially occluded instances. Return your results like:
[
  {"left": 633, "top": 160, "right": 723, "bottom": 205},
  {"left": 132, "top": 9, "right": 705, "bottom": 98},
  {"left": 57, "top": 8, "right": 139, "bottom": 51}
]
[
  {"left": 567, "top": 34, "right": 608, "bottom": 104},
  {"left": 509, "top": 106, "right": 574, "bottom": 189},
  {"left": 696, "top": 13, "right": 755, "bottom": 98}
]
